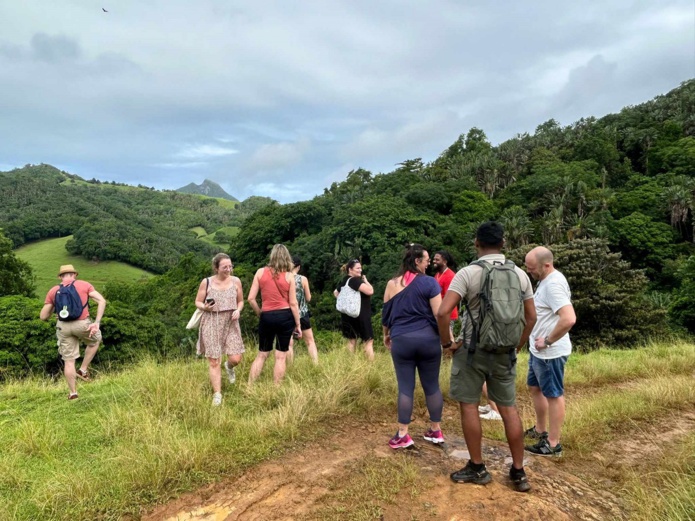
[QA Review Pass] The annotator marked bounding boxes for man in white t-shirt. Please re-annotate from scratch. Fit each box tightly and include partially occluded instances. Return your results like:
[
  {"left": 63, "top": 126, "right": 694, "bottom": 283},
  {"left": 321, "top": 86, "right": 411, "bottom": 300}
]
[{"left": 523, "top": 247, "right": 576, "bottom": 457}]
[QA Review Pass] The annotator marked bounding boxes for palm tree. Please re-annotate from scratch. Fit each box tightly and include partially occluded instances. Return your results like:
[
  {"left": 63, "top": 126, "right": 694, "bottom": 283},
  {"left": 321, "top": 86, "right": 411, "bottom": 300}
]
[{"left": 500, "top": 206, "right": 533, "bottom": 249}]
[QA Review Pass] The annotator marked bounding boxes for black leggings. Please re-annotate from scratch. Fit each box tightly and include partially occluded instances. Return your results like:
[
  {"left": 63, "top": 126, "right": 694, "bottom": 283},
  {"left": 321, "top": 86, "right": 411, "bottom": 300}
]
[{"left": 390, "top": 327, "right": 443, "bottom": 425}]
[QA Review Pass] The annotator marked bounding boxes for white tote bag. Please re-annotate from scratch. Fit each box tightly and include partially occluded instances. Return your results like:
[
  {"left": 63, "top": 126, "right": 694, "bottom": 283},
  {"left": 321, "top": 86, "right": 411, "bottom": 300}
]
[
  {"left": 336, "top": 278, "right": 361, "bottom": 318},
  {"left": 186, "top": 278, "right": 209, "bottom": 329}
]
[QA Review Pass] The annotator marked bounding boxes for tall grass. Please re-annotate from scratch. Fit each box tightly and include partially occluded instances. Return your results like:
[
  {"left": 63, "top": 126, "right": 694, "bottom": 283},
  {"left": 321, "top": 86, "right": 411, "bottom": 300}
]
[
  {"left": 624, "top": 433, "right": 695, "bottom": 520},
  {"left": 0, "top": 349, "right": 396, "bottom": 520},
  {"left": 0, "top": 342, "right": 694, "bottom": 520}
]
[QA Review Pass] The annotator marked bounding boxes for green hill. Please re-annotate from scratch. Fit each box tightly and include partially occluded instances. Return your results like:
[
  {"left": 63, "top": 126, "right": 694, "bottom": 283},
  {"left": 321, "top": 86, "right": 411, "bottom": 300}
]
[{"left": 15, "top": 236, "right": 153, "bottom": 296}]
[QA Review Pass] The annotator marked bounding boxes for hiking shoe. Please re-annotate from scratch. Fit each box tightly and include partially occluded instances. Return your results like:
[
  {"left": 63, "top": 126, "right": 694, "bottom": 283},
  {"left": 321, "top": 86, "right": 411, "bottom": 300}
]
[
  {"left": 509, "top": 467, "right": 531, "bottom": 493},
  {"left": 423, "top": 429, "right": 444, "bottom": 444},
  {"left": 212, "top": 392, "right": 222, "bottom": 407},
  {"left": 388, "top": 432, "right": 414, "bottom": 449},
  {"left": 450, "top": 461, "right": 492, "bottom": 485},
  {"left": 480, "top": 410, "right": 502, "bottom": 421},
  {"left": 68, "top": 393, "right": 79, "bottom": 400},
  {"left": 525, "top": 437, "right": 562, "bottom": 457},
  {"left": 224, "top": 361, "right": 236, "bottom": 384},
  {"left": 478, "top": 404, "right": 491, "bottom": 414},
  {"left": 524, "top": 425, "right": 546, "bottom": 440},
  {"left": 76, "top": 368, "right": 90, "bottom": 381}
]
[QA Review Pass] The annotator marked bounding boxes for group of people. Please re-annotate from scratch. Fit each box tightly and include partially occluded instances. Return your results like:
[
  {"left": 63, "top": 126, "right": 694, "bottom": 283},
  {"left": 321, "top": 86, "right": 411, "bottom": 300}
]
[
  {"left": 40, "top": 221, "right": 574, "bottom": 493},
  {"left": 382, "top": 221, "right": 575, "bottom": 493}
]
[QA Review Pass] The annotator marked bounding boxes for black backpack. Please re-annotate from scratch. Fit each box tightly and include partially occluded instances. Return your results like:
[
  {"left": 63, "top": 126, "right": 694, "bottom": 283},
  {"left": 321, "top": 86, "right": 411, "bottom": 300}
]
[{"left": 55, "top": 282, "right": 88, "bottom": 321}]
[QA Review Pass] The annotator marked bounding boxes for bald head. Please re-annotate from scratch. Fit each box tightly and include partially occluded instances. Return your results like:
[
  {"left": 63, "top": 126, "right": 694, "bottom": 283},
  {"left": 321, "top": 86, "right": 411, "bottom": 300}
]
[{"left": 525, "top": 246, "right": 554, "bottom": 281}]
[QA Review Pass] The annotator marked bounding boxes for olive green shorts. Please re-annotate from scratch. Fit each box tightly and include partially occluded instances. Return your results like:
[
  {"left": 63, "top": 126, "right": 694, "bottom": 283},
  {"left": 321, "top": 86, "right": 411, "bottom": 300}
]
[{"left": 449, "top": 347, "right": 517, "bottom": 407}]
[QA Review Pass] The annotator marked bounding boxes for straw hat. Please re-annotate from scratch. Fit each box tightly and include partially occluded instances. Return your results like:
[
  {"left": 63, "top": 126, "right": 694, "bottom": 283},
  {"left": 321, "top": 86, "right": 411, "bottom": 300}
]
[{"left": 58, "top": 264, "right": 78, "bottom": 276}]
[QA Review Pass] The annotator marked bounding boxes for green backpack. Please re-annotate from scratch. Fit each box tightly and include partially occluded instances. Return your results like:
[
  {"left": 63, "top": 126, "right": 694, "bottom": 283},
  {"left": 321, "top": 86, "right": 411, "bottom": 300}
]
[{"left": 465, "top": 259, "right": 525, "bottom": 358}]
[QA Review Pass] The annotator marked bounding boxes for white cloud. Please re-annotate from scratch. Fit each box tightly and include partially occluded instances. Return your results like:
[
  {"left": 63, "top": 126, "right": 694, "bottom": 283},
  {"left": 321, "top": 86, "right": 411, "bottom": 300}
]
[
  {"left": 175, "top": 144, "right": 239, "bottom": 159},
  {"left": 245, "top": 138, "right": 311, "bottom": 172},
  {"left": 0, "top": 0, "right": 692, "bottom": 201}
]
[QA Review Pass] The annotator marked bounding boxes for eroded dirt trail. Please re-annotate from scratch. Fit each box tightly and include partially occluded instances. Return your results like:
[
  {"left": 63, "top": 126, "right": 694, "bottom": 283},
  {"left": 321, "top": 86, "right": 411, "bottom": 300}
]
[{"left": 144, "top": 417, "right": 629, "bottom": 521}]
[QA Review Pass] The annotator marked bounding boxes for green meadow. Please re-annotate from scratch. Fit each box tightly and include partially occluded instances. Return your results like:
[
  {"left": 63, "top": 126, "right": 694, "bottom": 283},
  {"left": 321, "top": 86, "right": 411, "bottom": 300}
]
[{"left": 15, "top": 236, "right": 153, "bottom": 296}]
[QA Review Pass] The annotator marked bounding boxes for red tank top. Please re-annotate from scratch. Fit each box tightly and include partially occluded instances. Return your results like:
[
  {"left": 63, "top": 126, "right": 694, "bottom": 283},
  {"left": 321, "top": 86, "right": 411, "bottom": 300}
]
[{"left": 260, "top": 267, "right": 291, "bottom": 311}]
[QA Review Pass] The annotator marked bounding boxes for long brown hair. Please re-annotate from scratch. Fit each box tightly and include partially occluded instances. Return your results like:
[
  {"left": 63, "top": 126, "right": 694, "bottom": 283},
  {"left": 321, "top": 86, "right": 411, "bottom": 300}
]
[{"left": 268, "top": 244, "right": 294, "bottom": 276}]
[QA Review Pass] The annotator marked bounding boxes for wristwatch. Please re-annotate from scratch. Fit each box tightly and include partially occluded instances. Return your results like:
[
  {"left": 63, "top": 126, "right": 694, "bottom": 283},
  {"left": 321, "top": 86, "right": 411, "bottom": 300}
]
[
  {"left": 543, "top": 336, "right": 552, "bottom": 348},
  {"left": 441, "top": 341, "right": 453, "bottom": 349}
]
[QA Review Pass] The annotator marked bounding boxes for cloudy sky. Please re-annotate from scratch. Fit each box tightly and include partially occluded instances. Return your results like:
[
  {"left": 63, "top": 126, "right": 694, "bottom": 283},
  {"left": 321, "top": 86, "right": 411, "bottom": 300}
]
[{"left": 0, "top": 1, "right": 693, "bottom": 203}]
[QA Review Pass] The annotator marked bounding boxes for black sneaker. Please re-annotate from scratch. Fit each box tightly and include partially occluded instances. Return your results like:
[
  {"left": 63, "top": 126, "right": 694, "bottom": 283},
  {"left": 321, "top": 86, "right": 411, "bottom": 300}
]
[
  {"left": 509, "top": 467, "right": 531, "bottom": 493},
  {"left": 450, "top": 461, "right": 492, "bottom": 485},
  {"left": 523, "top": 425, "right": 547, "bottom": 440},
  {"left": 525, "top": 437, "right": 562, "bottom": 457}
]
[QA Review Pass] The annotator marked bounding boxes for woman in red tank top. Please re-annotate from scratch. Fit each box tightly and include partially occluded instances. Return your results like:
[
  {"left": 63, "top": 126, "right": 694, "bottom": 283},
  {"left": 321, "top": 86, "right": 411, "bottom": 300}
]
[{"left": 247, "top": 244, "right": 301, "bottom": 384}]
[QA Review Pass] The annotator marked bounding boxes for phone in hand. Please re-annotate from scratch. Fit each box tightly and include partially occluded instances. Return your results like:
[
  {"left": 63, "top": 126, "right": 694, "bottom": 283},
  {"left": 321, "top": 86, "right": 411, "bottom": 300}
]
[
  {"left": 205, "top": 298, "right": 215, "bottom": 305},
  {"left": 293, "top": 330, "right": 300, "bottom": 338}
]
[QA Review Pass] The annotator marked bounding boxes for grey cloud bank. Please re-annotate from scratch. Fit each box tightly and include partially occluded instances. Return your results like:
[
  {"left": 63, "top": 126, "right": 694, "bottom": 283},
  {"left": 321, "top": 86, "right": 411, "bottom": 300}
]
[{"left": 0, "top": 1, "right": 692, "bottom": 203}]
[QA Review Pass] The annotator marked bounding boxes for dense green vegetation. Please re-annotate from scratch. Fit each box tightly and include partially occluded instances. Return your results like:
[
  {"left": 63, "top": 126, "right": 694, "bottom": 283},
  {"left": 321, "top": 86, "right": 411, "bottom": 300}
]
[
  {"left": 232, "top": 79, "right": 695, "bottom": 337},
  {"left": 0, "top": 165, "right": 275, "bottom": 273},
  {"left": 1, "top": 80, "right": 694, "bottom": 378}
]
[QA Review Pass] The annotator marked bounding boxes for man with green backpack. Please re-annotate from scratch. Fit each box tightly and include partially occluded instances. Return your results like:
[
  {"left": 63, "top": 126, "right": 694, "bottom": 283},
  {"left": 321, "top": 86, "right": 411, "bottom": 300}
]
[{"left": 436, "top": 221, "right": 537, "bottom": 492}]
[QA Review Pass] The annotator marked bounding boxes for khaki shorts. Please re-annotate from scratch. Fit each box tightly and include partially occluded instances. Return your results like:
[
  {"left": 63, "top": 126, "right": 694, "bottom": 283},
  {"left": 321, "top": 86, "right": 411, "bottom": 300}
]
[
  {"left": 56, "top": 319, "right": 102, "bottom": 361},
  {"left": 449, "top": 346, "right": 517, "bottom": 407}
]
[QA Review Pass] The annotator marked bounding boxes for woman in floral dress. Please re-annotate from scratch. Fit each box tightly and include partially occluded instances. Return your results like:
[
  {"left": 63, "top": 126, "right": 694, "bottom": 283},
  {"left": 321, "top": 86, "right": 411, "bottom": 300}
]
[{"left": 195, "top": 253, "right": 244, "bottom": 406}]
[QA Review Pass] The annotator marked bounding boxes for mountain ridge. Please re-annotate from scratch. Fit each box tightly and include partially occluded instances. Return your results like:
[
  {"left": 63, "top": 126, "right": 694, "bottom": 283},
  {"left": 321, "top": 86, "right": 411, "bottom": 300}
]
[{"left": 176, "top": 179, "right": 238, "bottom": 201}]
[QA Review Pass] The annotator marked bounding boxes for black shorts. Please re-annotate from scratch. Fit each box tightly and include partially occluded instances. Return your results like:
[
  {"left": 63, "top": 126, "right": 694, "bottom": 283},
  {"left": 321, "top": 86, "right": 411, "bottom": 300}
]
[
  {"left": 300, "top": 315, "right": 311, "bottom": 331},
  {"left": 259, "top": 309, "right": 295, "bottom": 352},
  {"left": 341, "top": 313, "right": 373, "bottom": 342}
]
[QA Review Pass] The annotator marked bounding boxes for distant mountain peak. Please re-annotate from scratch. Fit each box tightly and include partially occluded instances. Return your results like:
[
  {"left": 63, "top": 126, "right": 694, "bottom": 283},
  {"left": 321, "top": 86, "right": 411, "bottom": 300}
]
[{"left": 176, "top": 179, "right": 238, "bottom": 201}]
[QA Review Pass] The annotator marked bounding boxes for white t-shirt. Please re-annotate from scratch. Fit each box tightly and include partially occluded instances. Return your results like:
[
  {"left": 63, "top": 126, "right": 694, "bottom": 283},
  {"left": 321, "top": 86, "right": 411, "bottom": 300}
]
[{"left": 529, "top": 270, "right": 573, "bottom": 359}]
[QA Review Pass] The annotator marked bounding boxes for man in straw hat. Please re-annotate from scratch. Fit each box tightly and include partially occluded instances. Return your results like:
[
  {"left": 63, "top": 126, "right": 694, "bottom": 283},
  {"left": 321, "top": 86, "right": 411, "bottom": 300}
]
[{"left": 40, "top": 264, "right": 106, "bottom": 400}]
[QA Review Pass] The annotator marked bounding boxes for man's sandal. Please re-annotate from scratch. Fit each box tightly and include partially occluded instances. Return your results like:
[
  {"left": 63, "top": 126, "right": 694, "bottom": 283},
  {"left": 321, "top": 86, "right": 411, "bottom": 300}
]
[
  {"left": 76, "top": 369, "right": 90, "bottom": 381},
  {"left": 68, "top": 393, "right": 79, "bottom": 400}
]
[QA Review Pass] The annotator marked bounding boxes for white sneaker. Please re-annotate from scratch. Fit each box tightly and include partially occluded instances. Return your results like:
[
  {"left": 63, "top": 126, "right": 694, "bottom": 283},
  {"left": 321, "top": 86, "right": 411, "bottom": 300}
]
[
  {"left": 478, "top": 404, "right": 491, "bottom": 414},
  {"left": 480, "top": 409, "right": 502, "bottom": 421},
  {"left": 224, "top": 361, "right": 236, "bottom": 384},
  {"left": 212, "top": 392, "right": 222, "bottom": 406}
]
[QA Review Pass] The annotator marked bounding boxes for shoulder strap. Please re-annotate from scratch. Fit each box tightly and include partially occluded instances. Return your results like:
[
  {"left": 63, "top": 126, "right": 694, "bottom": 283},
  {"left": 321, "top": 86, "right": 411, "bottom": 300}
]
[{"left": 205, "top": 277, "right": 210, "bottom": 297}]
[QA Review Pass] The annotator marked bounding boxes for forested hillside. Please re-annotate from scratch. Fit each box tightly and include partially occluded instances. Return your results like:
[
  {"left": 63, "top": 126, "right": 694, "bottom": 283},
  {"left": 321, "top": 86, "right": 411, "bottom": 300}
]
[
  {"left": 232, "top": 79, "right": 695, "bottom": 337},
  {"left": 0, "top": 165, "right": 274, "bottom": 273},
  {"left": 1, "top": 80, "right": 694, "bottom": 378}
]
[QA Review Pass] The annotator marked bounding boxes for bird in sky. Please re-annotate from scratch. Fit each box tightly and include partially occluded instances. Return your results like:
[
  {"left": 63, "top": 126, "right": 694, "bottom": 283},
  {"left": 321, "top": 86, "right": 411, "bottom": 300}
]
[{"left": 102, "top": 7, "right": 108, "bottom": 12}]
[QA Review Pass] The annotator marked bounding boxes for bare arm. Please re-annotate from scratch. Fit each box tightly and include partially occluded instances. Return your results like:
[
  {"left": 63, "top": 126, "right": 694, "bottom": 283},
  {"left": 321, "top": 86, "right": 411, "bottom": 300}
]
[
  {"left": 535, "top": 304, "right": 575, "bottom": 349},
  {"left": 195, "top": 279, "right": 213, "bottom": 312},
  {"left": 429, "top": 294, "right": 442, "bottom": 318},
  {"left": 302, "top": 276, "right": 311, "bottom": 302},
  {"left": 87, "top": 289, "right": 107, "bottom": 336},
  {"left": 232, "top": 277, "right": 244, "bottom": 320},
  {"left": 517, "top": 298, "right": 537, "bottom": 352},
  {"left": 287, "top": 273, "right": 302, "bottom": 338},
  {"left": 382, "top": 280, "right": 397, "bottom": 350},
  {"left": 357, "top": 275, "right": 374, "bottom": 296},
  {"left": 436, "top": 291, "right": 461, "bottom": 350},
  {"left": 40, "top": 303, "right": 53, "bottom": 321},
  {"left": 247, "top": 269, "right": 263, "bottom": 316}
]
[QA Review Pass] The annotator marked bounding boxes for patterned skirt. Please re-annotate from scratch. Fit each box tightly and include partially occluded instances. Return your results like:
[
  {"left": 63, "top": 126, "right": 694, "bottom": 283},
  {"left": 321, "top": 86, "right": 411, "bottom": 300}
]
[{"left": 197, "top": 310, "right": 245, "bottom": 359}]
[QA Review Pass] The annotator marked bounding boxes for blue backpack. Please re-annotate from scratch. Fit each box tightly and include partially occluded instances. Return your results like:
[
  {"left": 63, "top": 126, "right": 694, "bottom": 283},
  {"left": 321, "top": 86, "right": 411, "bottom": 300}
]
[{"left": 54, "top": 282, "right": 87, "bottom": 321}]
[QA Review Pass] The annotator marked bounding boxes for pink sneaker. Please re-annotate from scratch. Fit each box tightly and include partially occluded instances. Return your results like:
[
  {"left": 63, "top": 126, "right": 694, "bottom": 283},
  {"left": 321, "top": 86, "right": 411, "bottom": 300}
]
[
  {"left": 423, "top": 429, "right": 444, "bottom": 444},
  {"left": 388, "top": 432, "right": 414, "bottom": 449}
]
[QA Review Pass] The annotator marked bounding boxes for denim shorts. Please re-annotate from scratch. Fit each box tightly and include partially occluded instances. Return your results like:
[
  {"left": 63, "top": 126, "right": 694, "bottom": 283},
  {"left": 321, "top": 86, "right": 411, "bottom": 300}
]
[{"left": 527, "top": 353, "right": 568, "bottom": 398}]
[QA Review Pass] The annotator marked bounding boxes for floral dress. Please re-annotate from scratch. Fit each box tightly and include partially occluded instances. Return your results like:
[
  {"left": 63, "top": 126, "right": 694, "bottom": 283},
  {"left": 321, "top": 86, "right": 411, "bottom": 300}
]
[{"left": 197, "top": 278, "right": 245, "bottom": 358}]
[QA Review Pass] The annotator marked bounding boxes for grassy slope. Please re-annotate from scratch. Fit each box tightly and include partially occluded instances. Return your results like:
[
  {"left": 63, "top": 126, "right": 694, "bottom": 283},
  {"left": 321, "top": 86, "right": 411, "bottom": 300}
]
[
  {"left": 15, "top": 236, "right": 153, "bottom": 296},
  {"left": 0, "top": 342, "right": 693, "bottom": 520}
]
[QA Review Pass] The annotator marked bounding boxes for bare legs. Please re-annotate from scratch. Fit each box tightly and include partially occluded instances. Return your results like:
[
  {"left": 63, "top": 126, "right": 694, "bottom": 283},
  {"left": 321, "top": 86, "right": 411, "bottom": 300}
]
[
  {"left": 529, "top": 385, "right": 565, "bottom": 446},
  {"left": 80, "top": 342, "right": 99, "bottom": 375},
  {"left": 248, "top": 350, "right": 288, "bottom": 385},
  {"left": 345, "top": 337, "right": 374, "bottom": 361},
  {"left": 459, "top": 402, "right": 525, "bottom": 469},
  {"left": 64, "top": 359, "right": 77, "bottom": 395},
  {"left": 288, "top": 329, "right": 319, "bottom": 365}
]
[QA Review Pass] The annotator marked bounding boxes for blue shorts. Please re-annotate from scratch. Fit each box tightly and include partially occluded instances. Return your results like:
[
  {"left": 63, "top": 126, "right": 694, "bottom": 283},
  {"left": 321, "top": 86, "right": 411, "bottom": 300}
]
[{"left": 527, "top": 353, "right": 568, "bottom": 398}]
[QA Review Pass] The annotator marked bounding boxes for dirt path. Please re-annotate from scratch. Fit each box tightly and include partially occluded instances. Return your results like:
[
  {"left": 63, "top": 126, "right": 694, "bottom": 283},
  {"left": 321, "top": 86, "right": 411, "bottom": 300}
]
[{"left": 143, "top": 414, "right": 631, "bottom": 520}]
